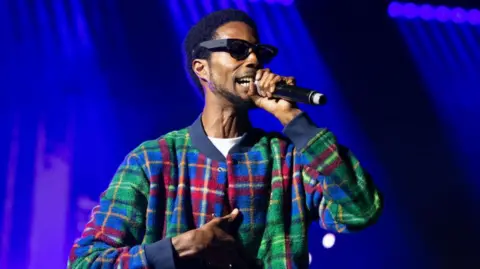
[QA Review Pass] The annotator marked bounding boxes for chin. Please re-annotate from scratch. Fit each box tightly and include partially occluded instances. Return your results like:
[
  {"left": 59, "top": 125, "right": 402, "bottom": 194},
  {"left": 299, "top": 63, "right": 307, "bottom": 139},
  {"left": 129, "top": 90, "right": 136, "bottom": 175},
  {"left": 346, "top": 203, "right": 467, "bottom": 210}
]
[
  {"left": 214, "top": 87, "right": 254, "bottom": 109},
  {"left": 237, "top": 95, "right": 251, "bottom": 102}
]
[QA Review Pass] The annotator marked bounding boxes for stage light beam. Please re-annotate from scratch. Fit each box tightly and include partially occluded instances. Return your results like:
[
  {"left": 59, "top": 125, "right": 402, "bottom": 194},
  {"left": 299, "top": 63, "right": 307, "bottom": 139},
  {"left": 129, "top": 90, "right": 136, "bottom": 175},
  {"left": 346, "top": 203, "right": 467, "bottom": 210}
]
[{"left": 388, "top": 2, "right": 480, "bottom": 25}]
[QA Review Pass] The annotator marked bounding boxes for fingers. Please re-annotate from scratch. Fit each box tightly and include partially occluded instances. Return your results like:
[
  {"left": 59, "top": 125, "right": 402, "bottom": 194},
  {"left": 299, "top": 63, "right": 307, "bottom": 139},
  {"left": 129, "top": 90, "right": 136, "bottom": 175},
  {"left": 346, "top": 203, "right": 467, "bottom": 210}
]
[
  {"left": 255, "top": 69, "right": 278, "bottom": 98},
  {"left": 205, "top": 208, "right": 240, "bottom": 234},
  {"left": 255, "top": 69, "right": 295, "bottom": 98},
  {"left": 203, "top": 228, "right": 238, "bottom": 267},
  {"left": 218, "top": 208, "right": 240, "bottom": 232},
  {"left": 199, "top": 214, "right": 254, "bottom": 269},
  {"left": 208, "top": 208, "right": 238, "bottom": 224},
  {"left": 254, "top": 68, "right": 269, "bottom": 97},
  {"left": 248, "top": 78, "right": 256, "bottom": 97},
  {"left": 254, "top": 68, "right": 268, "bottom": 82},
  {"left": 221, "top": 208, "right": 239, "bottom": 222},
  {"left": 284, "top": 76, "right": 296, "bottom": 86},
  {"left": 212, "top": 226, "right": 236, "bottom": 245}
]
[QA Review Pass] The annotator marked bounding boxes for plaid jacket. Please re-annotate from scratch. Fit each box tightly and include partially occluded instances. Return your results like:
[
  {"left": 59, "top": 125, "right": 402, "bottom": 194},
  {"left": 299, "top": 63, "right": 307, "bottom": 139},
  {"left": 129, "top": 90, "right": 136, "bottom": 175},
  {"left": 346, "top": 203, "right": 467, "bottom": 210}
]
[{"left": 68, "top": 112, "right": 382, "bottom": 269}]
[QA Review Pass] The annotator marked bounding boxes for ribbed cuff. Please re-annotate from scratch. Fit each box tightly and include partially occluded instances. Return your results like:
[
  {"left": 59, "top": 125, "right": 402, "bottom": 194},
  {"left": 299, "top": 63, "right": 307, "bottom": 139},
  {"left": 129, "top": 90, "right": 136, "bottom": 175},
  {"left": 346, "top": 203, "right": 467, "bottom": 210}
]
[
  {"left": 283, "top": 112, "right": 322, "bottom": 150},
  {"left": 144, "top": 238, "right": 177, "bottom": 269}
]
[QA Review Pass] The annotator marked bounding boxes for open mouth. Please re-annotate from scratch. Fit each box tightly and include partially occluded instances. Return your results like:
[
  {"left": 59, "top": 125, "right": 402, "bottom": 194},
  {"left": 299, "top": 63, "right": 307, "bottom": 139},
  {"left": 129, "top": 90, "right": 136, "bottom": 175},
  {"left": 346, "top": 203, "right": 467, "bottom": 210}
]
[{"left": 235, "top": 76, "right": 254, "bottom": 89}]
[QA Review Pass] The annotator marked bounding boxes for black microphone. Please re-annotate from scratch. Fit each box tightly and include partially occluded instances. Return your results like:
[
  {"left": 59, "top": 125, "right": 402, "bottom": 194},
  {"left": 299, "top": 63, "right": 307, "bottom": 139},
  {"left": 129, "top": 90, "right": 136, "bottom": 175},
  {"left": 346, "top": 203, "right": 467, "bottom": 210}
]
[{"left": 267, "top": 82, "right": 327, "bottom": 105}]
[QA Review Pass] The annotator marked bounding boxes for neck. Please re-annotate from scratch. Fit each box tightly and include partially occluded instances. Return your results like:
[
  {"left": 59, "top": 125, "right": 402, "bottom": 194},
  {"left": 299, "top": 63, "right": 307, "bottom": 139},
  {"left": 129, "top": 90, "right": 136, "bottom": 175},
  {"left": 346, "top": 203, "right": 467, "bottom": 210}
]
[{"left": 202, "top": 100, "right": 251, "bottom": 139}]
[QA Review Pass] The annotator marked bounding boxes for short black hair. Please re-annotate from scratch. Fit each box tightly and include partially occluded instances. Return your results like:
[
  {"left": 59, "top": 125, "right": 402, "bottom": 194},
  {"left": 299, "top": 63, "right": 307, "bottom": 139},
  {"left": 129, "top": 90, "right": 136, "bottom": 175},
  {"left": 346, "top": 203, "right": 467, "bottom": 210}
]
[{"left": 183, "top": 9, "right": 259, "bottom": 94}]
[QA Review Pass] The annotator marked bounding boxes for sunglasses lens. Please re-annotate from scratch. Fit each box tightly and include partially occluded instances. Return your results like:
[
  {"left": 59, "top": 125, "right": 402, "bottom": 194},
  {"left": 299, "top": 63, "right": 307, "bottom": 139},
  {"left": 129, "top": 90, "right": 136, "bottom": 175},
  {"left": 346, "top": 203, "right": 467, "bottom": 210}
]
[
  {"left": 225, "top": 40, "right": 277, "bottom": 63},
  {"left": 228, "top": 40, "right": 251, "bottom": 60},
  {"left": 257, "top": 46, "right": 276, "bottom": 64}
]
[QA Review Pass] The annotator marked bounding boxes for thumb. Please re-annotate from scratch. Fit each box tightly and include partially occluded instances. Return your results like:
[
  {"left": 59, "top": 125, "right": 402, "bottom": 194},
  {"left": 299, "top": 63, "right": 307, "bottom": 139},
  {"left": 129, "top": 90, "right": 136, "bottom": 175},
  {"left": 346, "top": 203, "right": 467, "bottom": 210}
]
[{"left": 220, "top": 208, "right": 239, "bottom": 223}]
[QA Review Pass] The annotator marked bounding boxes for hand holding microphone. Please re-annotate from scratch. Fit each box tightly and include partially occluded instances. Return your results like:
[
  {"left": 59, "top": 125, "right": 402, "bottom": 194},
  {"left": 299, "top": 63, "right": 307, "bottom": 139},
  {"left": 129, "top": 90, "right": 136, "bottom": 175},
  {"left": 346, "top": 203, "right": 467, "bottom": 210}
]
[
  {"left": 249, "top": 68, "right": 326, "bottom": 125},
  {"left": 251, "top": 68, "right": 326, "bottom": 106}
]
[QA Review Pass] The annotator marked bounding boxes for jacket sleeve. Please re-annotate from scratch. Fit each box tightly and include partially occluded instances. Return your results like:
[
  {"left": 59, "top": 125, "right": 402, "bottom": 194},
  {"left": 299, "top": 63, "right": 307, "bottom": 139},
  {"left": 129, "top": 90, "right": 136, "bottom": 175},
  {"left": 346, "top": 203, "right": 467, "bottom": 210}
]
[
  {"left": 283, "top": 112, "right": 383, "bottom": 233},
  {"left": 67, "top": 153, "right": 178, "bottom": 269}
]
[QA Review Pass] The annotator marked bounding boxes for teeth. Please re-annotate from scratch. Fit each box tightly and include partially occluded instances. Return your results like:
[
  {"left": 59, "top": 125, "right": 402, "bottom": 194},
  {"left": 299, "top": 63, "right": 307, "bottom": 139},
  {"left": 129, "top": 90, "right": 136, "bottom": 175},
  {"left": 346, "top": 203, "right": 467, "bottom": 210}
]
[
  {"left": 239, "top": 82, "right": 251, "bottom": 87},
  {"left": 237, "top": 77, "right": 253, "bottom": 87}
]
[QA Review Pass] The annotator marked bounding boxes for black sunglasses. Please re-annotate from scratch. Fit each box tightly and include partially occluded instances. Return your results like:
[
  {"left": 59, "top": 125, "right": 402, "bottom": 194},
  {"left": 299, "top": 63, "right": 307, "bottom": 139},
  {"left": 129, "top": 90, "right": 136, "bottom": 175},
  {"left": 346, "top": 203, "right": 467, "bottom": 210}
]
[{"left": 193, "top": 39, "right": 278, "bottom": 64}]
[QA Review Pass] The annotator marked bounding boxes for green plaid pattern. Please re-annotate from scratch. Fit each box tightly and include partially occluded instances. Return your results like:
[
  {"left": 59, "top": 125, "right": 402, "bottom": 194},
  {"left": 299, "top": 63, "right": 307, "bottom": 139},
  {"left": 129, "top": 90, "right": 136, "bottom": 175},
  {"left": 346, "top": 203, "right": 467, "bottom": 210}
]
[{"left": 68, "top": 117, "right": 382, "bottom": 269}]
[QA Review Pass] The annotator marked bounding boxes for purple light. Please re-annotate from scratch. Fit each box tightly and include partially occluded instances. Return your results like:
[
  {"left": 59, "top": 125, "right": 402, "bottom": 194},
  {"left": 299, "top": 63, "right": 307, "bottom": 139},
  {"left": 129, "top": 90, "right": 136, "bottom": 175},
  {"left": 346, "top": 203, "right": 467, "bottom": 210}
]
[
  {"left": 451, "top": 8, "right": 467, "bottom": 23},
  {"left": 247, "top": 0, "right": 295, "bottom": 5},
  {"left": 388, "top": 2, "right": 404, "bottom": 18},
  {"left": 435, "top": 6, "right": 450, "bottom": 22},
  {"left": 404, "top": 3, "right": 418, "bottom": 19},
  {"left": 419, "top": 5, "right": 435, "bottom": 20},
  {"left": 468, "top": 9, "right": 480, "bottom": 25},
  {"left": 388, "top": 2, "right": 480, "bottom": 25}
]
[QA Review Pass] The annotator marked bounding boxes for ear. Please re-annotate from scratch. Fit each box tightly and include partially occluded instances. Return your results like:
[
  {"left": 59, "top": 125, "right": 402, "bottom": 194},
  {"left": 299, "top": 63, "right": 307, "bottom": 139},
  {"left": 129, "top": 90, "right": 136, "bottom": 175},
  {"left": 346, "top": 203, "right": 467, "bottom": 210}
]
[{"left": 192, "top": 59, "right": 210, "bottom": 83}]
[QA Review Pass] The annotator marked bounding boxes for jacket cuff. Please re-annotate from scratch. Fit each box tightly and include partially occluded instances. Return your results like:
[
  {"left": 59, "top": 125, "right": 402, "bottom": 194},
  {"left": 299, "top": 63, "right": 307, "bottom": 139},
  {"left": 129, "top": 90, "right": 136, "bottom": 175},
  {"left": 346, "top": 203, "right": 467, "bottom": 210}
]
[
  {"left": 283, "top": 112, "right": 322, "bottom": 150},
  {"left": 145, "top": 238, "right": 178, "bottom": 269}
]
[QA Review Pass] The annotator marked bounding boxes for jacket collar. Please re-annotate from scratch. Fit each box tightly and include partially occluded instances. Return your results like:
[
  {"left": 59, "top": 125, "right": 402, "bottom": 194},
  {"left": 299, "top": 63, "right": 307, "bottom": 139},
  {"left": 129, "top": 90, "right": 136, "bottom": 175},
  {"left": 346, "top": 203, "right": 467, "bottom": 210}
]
[{"left": 187, "top": 114, "right": 262, "bottom": 161}]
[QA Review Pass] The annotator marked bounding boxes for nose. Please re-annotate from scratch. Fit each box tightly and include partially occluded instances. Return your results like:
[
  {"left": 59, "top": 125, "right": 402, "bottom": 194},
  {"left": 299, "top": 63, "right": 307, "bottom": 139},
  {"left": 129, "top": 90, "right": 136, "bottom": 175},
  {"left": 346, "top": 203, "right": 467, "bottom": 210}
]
[{"left": 244, "top": 49, "right": 260, "bottom": 68}]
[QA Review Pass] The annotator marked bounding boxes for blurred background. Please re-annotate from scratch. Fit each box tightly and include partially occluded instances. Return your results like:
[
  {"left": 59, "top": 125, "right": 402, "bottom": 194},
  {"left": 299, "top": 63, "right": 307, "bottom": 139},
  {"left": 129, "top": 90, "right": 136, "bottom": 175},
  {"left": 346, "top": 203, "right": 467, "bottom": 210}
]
[{"left": 1, "top": 0, "right": 479, "bottom": 268}]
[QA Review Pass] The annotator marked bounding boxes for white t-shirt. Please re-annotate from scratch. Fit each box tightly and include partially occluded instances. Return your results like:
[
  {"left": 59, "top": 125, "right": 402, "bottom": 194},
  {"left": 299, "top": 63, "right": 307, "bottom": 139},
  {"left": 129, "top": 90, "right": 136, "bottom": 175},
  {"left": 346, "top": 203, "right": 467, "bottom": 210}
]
[{"left": 208, "top": 135, "right": 245, "bottom": 157}]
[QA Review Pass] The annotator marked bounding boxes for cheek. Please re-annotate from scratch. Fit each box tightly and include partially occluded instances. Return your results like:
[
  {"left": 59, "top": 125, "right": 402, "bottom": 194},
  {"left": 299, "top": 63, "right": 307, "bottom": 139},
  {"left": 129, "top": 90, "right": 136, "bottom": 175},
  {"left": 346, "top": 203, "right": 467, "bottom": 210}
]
[
  {"left": 211, "top": 72, "right": 229, "bottom": 87},
  {"left": 211, "top": 55, "right": 240, "bottom": 85},
  {"left": 211, "top": 70, "right": 234, "bottom": 89}
]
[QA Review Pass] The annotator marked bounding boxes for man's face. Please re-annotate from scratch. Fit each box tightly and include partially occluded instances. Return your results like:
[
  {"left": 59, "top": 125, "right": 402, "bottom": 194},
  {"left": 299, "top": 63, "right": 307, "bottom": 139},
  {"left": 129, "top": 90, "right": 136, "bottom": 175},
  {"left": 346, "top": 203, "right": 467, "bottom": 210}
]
[{"left": 205, "top": 21, "right": 260, "bottom": 108}]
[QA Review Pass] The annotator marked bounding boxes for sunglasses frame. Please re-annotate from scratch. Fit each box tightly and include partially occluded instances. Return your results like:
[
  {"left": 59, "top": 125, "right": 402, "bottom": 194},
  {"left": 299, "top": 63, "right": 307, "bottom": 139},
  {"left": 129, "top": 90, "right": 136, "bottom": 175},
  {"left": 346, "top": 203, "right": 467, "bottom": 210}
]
[{"left": 193, "top": 38, "right": 278, "bottom": 63}]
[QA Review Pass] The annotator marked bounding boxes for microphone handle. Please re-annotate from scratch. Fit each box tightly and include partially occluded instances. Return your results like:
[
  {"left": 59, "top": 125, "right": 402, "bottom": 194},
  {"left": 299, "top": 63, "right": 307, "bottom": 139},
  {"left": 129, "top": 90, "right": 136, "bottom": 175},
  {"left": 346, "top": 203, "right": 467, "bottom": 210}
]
[{"left": 272, "top": 84, "right": 326, "bottom": 105}]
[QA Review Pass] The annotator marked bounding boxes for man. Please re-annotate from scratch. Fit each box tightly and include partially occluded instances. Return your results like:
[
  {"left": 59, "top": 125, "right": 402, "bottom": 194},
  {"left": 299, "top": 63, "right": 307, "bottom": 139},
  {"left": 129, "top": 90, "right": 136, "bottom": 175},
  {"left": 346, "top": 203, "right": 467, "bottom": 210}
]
[{"left": 68, "top": 9, "right": 382, "bottom": 269}]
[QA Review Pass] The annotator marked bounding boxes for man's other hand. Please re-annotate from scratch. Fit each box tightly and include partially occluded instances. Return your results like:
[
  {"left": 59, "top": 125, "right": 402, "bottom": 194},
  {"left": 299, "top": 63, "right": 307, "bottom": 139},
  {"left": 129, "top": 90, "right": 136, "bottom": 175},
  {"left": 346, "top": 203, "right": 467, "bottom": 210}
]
[{"left": 171, "top": 209, "right": 248, "bottom": 268}]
